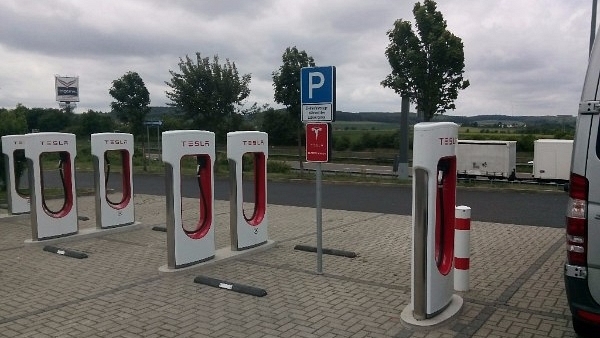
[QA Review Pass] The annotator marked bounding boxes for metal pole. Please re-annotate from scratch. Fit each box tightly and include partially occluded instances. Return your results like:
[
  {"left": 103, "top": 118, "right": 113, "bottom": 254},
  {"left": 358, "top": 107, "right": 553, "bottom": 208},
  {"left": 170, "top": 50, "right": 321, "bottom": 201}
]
[
  {"left": 316, "top": 162, "right": 323, "bottom": 274},
  {"left": 144, "top": 124, "right": 149, "bottom": 171},
  {"left": 592, "top": 0, "right": 598, "bottom": 54},
  {"left": 157, "top": 126, "right": 161, "bottom": 160},
  {"left": 147, "top": 125, "right": 150, "bottom": 153}
]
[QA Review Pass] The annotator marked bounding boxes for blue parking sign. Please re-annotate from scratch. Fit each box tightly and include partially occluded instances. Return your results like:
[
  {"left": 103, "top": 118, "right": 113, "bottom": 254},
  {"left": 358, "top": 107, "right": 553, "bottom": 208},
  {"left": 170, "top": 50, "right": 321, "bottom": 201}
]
[
  {"left": 301, "top": 66, "right": 336, "bottom": 122},
  {"left": 301, "top": 66, "right": 335, "bottom": 104}
]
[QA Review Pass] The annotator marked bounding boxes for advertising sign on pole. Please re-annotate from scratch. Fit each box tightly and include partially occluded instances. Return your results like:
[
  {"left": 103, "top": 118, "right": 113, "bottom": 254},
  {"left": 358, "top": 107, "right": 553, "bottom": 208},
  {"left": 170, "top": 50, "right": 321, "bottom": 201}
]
[{"left": 55, "top": 76, "right": 79, "bottom": 102}]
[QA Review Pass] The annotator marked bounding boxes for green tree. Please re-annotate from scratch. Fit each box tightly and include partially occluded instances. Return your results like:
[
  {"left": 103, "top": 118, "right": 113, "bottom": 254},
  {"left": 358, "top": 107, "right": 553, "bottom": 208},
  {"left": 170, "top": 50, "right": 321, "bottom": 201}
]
[
  {"left": 272, "top": 46, "right": 316, "bottom": 169},
  {"left": 109, "top": 71, "right": 151, "bottom": 137},
  {"left": 67, "top": 110, "right": 115, "bottom": 137},
  {"left": 20, "top": 105, "right": 73, "bottom": 132},
  {"left": 161, "top": 115, "right": 188, "bottom": 132},
  {"left": 381, "top": 0, "right": 469, "bottom": 121},
  {"left": 240, "top": 102, "right": 270, "bottom": 131},
  {"left": 165, "top": 53, "right": 251, "bottom": 139},
  {"left": 0, "top": 107, "right": 28, "bottom": 191},
  {"left": 37, "top": 108, "right": 73, "bottom": 132},
  {"left": 261, "top": 108, "right": 297, "bottom": 146},
  {"left": 109, "top": 71, "right": 151, "bottom": 170}
]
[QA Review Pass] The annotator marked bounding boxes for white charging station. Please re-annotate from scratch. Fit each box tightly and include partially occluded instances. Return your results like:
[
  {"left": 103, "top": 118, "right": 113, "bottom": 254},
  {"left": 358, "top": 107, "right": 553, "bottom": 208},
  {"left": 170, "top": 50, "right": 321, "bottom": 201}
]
[
  {"left": 2, "top": 135, "right": 30, "bottom": 214},
  {"left": 162, "top": 130, "right": 216, "bottom": 268},
  {"left": 25, "top": 132, "right": 78, "bottom": 240},
  {"left": 91, "top": 133, "right": 135, "bottom": 229},
  {"left": 403, "top": 122, "right": 462, "bottom": 325},
  {"left": 227, "top": 131, "right": 268, "bottom": 251}
]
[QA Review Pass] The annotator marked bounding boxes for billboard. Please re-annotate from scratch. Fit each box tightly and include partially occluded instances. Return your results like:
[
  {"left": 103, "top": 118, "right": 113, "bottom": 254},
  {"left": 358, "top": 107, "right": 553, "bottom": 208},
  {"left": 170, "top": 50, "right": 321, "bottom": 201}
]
[{"left": 55, "top": 76, "right": 79, "bottom": 102}]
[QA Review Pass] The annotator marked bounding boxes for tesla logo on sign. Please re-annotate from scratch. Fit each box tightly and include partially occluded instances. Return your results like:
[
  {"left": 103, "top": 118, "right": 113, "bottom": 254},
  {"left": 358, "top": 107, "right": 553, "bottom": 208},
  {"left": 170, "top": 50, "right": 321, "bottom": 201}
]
[{"left": 306, "top": 122, "right": 329, "bottom": 162}]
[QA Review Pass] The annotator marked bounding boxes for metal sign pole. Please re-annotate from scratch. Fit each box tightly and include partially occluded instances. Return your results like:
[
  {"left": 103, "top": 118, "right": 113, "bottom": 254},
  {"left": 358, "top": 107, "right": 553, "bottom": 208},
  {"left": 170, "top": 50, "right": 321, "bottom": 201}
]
[
  {"left": 300, "top": 66, "right": 335, "bottom": 275},
  {"left": 316, "top": 162, "right": 323, "bottom": 274}
]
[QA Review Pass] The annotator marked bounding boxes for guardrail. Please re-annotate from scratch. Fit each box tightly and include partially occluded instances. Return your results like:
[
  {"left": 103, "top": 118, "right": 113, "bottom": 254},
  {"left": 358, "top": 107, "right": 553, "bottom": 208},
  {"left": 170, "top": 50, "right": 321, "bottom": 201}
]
[{"left": 289, "top": 164, "right": 567, "bottom": 190}]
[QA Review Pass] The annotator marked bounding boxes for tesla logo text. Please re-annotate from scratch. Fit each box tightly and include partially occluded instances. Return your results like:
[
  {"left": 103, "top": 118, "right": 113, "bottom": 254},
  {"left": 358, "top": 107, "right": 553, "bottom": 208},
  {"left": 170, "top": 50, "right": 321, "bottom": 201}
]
[
  {"left": 438, "top": 137, "right": 457, "bottom": 145},
  {"left": 242, "top": 140, "right": 265, "bottom": 146},
  {"left": 104, "top": 139, "right": 127, "bottom": 145},
  {"left": 40, "top": 140, "right": 69, "bottom": 146},
  {"left": 182, "top": 140, "right": 210, "bottom": 147}
]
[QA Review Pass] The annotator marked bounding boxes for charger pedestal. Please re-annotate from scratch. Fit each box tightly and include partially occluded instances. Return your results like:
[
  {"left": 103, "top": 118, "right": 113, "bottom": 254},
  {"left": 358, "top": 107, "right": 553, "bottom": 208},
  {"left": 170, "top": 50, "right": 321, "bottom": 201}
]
[
  {"left": 227, "top": 131, "right": 269, "bottom": 251},
  {"left": 25, "top": 132, "right": 78, "bottom": 241},
  {"left": 91, "top": 132, "right": 135, "bottom": 229},
  {"left": 402, "top": 122, "right": 462, "bottom": 326},
  {"left": 1, "top": 135, "right": 29, "bottom": 214},
  {"left": 162, "top": 130, "right": 216, "bottom": 269}
]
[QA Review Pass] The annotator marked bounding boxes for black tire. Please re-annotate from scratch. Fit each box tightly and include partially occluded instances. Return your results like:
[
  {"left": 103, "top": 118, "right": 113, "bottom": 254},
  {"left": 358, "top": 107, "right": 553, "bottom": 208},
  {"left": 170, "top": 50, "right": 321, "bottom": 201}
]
[{"left": 573, "top": 317, "right": 594, "bottom": 337}]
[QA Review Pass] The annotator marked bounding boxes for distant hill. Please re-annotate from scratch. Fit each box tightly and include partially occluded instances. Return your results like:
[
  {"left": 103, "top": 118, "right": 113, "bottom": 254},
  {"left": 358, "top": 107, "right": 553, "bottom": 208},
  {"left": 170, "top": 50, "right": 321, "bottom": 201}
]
[
  {"left": 145, "top": 106, "right": 576, "bottom": 127},
  {"left": 335, "top": 111, "right": 575, "bottom": 127},
  {"left": 147, "top": 106, "right": 182, "bottom": 120}
]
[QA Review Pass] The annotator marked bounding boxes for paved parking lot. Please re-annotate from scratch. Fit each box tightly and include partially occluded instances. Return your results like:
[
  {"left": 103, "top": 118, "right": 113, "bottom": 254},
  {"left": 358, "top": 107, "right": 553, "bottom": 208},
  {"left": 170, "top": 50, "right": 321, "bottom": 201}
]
[{"left": 0, "top": 194, "right": 576, "bottom": 337}]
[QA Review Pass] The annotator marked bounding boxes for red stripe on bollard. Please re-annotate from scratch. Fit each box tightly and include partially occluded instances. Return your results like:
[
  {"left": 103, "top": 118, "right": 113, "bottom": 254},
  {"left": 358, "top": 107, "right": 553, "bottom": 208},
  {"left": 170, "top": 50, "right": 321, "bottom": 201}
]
[
  {"left": 454, "top": 257, "right": 470, "bottom": 270},
  {"left": 455, "top": 218, "right": 470, "bottom": 230}
]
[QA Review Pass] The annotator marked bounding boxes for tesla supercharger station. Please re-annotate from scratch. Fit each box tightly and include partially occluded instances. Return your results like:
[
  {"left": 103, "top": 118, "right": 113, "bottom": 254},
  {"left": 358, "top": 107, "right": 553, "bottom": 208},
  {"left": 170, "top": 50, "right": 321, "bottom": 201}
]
[
  {"left": 91, "top": 133, "right": 135, "bottom": 229},
  {"left": 162, "top": 130, "right": 216, "bottom": 268},
  {"left": 403, "top": 122, "right": 463, "bottom": 325},
  {"left": 227, "top": 131, "right": 268, "bottom": 251},
  {"left": 1, "top": 135, "right": 29, "bottom": 214},
  {"left": 25, "top": 132, "right": 78, "bottom": 241}
]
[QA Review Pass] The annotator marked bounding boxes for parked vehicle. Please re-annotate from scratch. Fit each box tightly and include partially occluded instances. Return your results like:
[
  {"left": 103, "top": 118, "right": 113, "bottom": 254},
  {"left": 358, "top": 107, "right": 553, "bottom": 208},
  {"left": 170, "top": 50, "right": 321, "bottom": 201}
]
[
  {"left": 456, "top": 140, "right": 516, "bottom": 180},
  {"left": 532, "top": 139, "right": 573, "bottom": 183},
  {"left": 564, "top": 38, "right": 600, "bottom": 335}
]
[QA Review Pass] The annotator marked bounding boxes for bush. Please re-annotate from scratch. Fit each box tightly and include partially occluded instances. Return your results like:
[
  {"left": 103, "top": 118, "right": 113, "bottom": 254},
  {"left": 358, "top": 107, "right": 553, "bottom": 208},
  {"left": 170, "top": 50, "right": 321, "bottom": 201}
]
[
  {"left": 350, "top": 140, "right": 366, "bottom": 151},
  {"left": 333, "top": 135, "right": 351, "bottom": 151},
  {"left": 267, "top": 160, "right": 291, "bottom": 173},
  {"left": 517, "top": 134, "right": 535, "bottom": 152}
]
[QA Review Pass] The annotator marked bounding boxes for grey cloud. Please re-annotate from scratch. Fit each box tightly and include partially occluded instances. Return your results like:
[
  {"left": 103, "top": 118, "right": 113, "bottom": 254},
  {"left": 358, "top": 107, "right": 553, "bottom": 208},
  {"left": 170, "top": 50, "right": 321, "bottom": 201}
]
[{"left": 0, "top": 0, "right": 593, "bottom": 116}]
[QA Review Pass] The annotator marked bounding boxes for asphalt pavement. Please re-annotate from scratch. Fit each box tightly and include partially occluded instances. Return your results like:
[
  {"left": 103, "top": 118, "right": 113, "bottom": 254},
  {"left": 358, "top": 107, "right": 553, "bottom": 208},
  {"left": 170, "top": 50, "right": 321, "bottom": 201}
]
[{"left": 64, "top": 169, "right": 568, "bottom": 228}]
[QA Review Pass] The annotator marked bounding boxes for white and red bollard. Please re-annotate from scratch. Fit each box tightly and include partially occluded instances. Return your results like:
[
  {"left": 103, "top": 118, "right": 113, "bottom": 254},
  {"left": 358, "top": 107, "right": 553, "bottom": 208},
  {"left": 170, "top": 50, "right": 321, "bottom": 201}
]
[{"left": 454, "top": 206, "right": 471, "bottom": 292}]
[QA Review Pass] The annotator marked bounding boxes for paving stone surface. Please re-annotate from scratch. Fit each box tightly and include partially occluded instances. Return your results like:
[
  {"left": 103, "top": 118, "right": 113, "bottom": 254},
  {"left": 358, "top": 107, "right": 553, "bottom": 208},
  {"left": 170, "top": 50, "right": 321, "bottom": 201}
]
[{"left": 0, "top": 194, "right": 577, "bottom": 337}]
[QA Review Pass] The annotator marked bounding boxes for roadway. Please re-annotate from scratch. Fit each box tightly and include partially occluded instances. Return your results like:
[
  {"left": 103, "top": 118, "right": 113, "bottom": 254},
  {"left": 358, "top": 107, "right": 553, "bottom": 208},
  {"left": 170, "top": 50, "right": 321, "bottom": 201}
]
[
  {"left": 26, "top": 165, "right": 567, "bottom": 229},
  {"left": 82, "top": 171, "right": 567, "bottom": 228}
]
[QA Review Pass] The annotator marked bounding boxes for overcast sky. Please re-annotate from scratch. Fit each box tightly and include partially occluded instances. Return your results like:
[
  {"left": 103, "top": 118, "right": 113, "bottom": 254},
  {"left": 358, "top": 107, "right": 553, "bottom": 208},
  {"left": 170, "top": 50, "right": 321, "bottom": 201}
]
[{"left": 0, "top": 0, "right": 594, "bottom": 116}]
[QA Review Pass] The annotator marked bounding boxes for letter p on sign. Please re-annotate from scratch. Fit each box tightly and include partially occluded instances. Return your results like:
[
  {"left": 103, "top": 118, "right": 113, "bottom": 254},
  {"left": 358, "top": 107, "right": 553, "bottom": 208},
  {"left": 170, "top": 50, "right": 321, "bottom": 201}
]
[
  {"left": 308, "top": 72, "right": 324, "bottom": 99},
  {"left": 301, "top": 66, "right": 335, "bottom": 105}
]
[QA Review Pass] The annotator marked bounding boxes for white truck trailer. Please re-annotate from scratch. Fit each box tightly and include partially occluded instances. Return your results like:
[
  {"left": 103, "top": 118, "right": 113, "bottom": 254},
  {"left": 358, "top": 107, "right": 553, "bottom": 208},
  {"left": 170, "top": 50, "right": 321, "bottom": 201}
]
[
  {"left": 456, "top": 140, "right": 517, "bottom": 180},
  {"left": 532, "top": 139, "right": 573, "bottom": 182}
]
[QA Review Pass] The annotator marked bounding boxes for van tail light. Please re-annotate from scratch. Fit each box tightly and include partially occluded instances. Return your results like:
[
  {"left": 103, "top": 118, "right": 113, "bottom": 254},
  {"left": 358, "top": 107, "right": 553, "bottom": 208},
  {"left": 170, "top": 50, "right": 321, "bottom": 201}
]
[
  {"left": 566, "top": 173, "right": 588, "bottom": 266},
  {"left": 578, "top": 309, "right": 600, "bottom": 323}
]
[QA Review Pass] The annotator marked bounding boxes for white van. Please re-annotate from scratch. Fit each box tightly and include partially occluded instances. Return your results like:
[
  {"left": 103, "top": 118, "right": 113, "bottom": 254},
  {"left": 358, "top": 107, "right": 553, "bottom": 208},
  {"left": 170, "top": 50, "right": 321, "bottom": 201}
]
[{"left": 565, "top": 41, "right": 600, "bottom": 335}]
